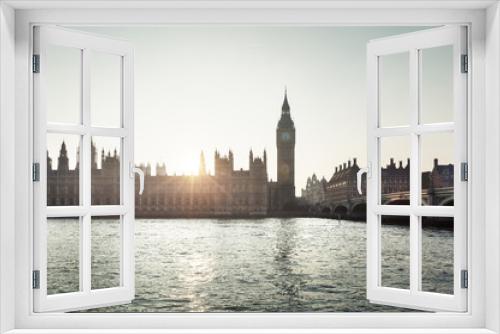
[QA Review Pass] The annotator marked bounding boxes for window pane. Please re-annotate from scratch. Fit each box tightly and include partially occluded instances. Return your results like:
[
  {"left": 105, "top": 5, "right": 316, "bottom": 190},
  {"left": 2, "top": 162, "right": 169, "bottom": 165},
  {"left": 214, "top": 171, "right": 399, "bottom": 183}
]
[
  {"left": 47, "top": 217, "right": 80, "bottom": 295},
  {"left": 47, "top": 134, "right": 80, "bottom": 206},
  {"left": 379, "top": 52, "right": 410, "bottom": 127},
  {"left": 91, "top": 137, "right": 121, "bottom": 205},
  {"left": 420, "top": 132, "right": 454, "bottom": 206},
  {"left": 381, "top": 215, "right": 410, "bottom": 289},
  {"left": 91, "top": 52, "right": 122, "bottom": 128},
  {"left": 47, "top": 45, "right": 82, "bottom": 125},
  {"left": 380, "top": 136, "right": 410, "bottom": 205},
  {"left": 421, "top": 216, "right": 454, "bottom": 294},
  {"left": 92, "top": 216, "right": 121, "bottom": 289},
  {"left": 420, "top": 46, "right": 454, "bottom": 124}
]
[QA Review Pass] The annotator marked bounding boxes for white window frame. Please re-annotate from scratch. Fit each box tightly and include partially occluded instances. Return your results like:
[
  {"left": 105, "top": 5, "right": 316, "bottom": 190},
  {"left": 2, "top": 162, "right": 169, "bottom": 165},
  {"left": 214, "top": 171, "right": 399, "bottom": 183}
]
[
  {"left": 0, "top": 1, "right": 498, "bottom": 333},
  {"left": 32, "top": 26, "right": 135, "bottom": 312},
  {"left": 366, "top": 26, "right": 468, "bottom": 312}
]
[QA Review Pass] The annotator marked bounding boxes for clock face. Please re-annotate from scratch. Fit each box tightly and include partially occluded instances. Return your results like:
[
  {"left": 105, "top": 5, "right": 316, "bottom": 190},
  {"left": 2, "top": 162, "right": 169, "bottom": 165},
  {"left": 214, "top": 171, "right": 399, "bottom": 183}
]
[{"left": 281, "top": 131, "right": 291, "bottom": 142}]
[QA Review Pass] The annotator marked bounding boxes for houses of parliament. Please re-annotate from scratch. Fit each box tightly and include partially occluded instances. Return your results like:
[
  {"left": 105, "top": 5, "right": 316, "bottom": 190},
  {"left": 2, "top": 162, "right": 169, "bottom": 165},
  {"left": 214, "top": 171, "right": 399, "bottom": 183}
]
[{"left": 47, "top": 91, "right": 298, "bottom": 217}]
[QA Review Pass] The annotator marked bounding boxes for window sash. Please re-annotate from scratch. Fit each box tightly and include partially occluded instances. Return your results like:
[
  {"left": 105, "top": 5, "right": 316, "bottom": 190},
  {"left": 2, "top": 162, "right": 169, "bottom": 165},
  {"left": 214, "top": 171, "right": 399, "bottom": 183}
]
[
  {"left": 366, "top": 25, "right": 468, "bottom": 312},
  {"left": 32, "top": 26, "right": 135, "bottom": 312}
]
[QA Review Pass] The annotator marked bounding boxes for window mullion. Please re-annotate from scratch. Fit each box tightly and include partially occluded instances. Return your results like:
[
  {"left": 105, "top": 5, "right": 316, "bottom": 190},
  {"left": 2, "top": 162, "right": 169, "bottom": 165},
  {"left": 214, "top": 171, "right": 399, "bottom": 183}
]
[
  {"left": 81, "top": 48, "right": 92, "bottom": 294},
  {"left": 409, "top": 48, "right": 420, "bottom": 293}
]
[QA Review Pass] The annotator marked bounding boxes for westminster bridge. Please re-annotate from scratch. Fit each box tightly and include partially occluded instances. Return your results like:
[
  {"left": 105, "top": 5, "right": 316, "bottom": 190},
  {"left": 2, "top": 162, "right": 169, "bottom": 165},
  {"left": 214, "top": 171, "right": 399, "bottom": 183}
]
[
  {"left": 302, "top": 158, "right": 455, "bottom": 221},
  {"left": 312, "top": 187, "right": 454, "bottom": 221}
]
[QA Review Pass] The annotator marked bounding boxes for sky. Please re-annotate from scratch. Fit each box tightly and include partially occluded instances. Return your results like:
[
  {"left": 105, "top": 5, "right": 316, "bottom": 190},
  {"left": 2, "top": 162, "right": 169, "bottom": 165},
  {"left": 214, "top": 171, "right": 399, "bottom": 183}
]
[{"left": 46, "top": 26, "right": 454, "bottom": 194}]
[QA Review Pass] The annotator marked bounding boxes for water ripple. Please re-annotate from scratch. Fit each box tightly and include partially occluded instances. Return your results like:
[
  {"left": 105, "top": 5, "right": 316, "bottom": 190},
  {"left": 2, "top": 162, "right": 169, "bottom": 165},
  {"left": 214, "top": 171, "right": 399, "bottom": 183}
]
[{"left": 45, "top": 218, "right": 454, "bottom": 313}]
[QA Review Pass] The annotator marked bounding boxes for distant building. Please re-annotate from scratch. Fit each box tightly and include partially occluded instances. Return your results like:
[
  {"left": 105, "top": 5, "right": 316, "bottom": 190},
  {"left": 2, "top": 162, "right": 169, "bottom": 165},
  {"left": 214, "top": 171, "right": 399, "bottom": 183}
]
[
  {"left": 47, "top": 141, "right": 120, "bottom": 206},
  {"left": 301, "top": 157, "right": 454, "bottom": 218},
  {"left": 426, "top": 158, "right": 454, "bottom": 206},
  {"left": 269, "top": 90, "right": 297, "bottom": 211},
  {"left": 429, "top": 158, "right": 454, "bottom": 189},
  {"left": 47, "top": 84, "right": 454, "bottom": 220},
  {"left": 381, "top": 158, "right": 410, "bottom": 195},
  {"left": 134, "top": 150, "right": 269, "bottom": 217},
  {"left": 47, "top": 90, "right": 297, "bottom": 217},
  {"left": 301, "top": 174, "right": 327, "bottom": 206},
  {"left": 46, "top": 141, "right": 79, "bottom": 206}
]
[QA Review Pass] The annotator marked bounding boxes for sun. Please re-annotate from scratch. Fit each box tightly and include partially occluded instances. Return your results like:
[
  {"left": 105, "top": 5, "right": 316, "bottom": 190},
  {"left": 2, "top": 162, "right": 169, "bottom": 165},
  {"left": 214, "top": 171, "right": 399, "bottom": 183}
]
[{"left": 172, "top": 151, "right": 205, "bottom": 176}]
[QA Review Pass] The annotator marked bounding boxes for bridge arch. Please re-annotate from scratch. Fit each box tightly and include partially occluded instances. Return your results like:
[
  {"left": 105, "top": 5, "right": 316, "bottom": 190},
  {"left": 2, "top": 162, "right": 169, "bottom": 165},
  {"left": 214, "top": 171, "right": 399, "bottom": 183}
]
[
  {"left": 351, "top": 203, "right": 366, "bottom": 221},
  {"left": 333, "top": 205, "right": 348, "bottom": 219}
]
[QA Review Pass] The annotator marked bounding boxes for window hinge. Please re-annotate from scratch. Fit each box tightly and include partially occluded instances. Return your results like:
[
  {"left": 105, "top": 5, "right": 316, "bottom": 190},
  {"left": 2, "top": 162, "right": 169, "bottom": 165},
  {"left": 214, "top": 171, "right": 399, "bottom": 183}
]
[
  {"left": 32, "top": 54, "right": 40, "bottom": 73},
  {"left": 461, "top": 54, "right": 468, "bottom": 73},
  {"left": 32, "top": 162, "right": 40, "bottom": 182},
  {"left": 461, "top": 269, "right": 468, "bottom": 289},
  {"left": 461, "top": 162, "right": 468, "bottom": 182},
  {"left": 32, "top": 270, "right": 40, "bottom": 289}
]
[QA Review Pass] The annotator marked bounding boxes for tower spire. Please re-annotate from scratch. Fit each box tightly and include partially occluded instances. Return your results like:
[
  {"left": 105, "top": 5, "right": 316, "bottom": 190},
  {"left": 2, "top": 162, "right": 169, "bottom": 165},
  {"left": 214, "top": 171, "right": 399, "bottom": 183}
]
[
  {"left": 60, "top": 141, "right": 67, "bottom": 156},
  {"left": 282, "top": 87, "right": 290, "bottom": 114},
  {"left": 275, "top": 88, "right": 296, "bottom": 210},
  {"left": 58, "top": 141, "right": 69, "bottom": 172}
]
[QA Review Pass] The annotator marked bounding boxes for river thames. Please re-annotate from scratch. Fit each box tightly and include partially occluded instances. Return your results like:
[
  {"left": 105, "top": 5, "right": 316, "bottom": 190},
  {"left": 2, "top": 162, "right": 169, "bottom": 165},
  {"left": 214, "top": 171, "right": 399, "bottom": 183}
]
[{"left": 47, "top": 218, "right": 453, "bottom": 312}]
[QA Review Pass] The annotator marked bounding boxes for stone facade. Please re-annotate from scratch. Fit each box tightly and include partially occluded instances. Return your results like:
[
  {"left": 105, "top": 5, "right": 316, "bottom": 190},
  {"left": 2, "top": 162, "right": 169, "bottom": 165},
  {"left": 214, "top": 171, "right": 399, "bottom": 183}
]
[
  {"left": 135, "top": 150, "right": 269, "bottom": 217},
  {"left": 381, "top": 158, "right": 410, "bottom": 195},
  {"left": 325, "top": 159, "right": 363, "bottom": 208}
]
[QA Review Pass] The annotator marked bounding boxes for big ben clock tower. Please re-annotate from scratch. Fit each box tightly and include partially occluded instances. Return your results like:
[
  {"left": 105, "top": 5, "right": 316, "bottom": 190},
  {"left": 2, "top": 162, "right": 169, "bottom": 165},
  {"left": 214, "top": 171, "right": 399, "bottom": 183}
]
[{"left": 276, "top": 89, "right": 296, "bottom": 207}]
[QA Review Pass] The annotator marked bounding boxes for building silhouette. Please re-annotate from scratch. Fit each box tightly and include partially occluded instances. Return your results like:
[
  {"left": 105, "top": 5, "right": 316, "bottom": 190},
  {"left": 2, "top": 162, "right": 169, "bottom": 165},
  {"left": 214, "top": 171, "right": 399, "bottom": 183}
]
[
  {"left": 133, "top": 149, "right": 268, "bottom": 217},
  {"left": 47, "top": 89, "right": 455, "bottom": 220},
  {"left": 301, "top": 157, "right": 454, "bottom": 219},
  {"left": 47, "top": 141, "right": 120, "bottom": 206},
  {"left": 47, "top": 90, "right": 297, "bottom": 216},
  {"left": 269, "top": 89, "right": 297, "bottom": 211}
]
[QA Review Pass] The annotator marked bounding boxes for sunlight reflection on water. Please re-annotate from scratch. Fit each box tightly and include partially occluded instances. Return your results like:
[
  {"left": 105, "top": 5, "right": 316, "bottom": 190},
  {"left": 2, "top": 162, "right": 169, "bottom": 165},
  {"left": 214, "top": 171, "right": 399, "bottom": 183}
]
[{"left": 47, "top": 218, "right": 453, "bottom": 312}]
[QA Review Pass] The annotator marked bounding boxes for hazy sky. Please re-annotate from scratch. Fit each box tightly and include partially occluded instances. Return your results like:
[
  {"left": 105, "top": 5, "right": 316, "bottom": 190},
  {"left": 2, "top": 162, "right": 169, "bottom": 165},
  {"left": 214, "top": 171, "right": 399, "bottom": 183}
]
[{"left": 47, "top": 26, "right": 454, "bottom": 193}]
